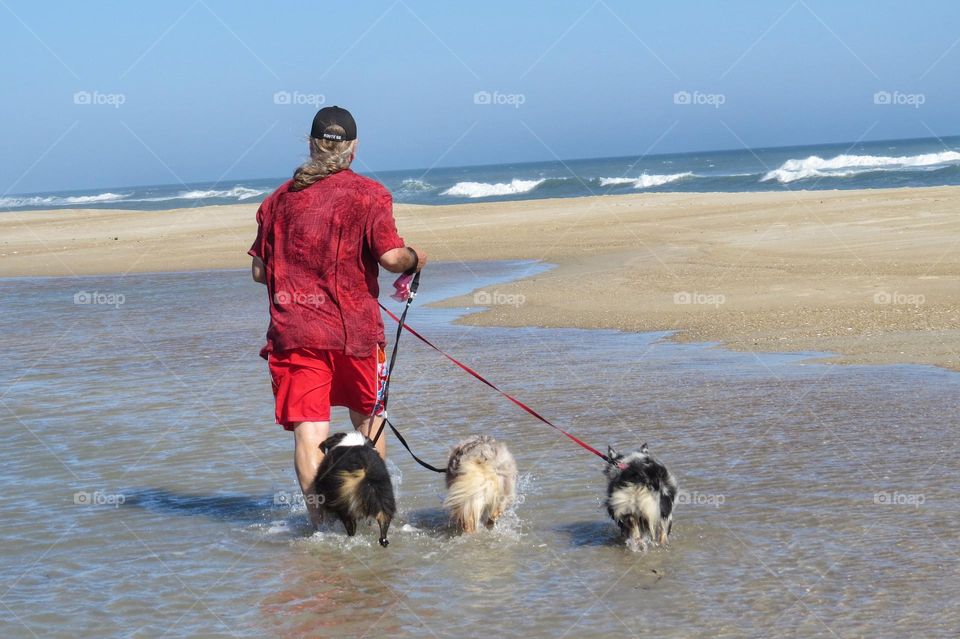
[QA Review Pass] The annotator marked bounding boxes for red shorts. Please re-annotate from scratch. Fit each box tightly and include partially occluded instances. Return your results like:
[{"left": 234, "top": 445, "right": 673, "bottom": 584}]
[{"left": 268, "top": 346, "right": 387, "bottom": 431}]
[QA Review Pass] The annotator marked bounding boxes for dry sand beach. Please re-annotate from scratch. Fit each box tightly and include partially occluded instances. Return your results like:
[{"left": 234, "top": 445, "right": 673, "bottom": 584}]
[{"left": 2, "top": 186, "right": 957, "bottom": 370}]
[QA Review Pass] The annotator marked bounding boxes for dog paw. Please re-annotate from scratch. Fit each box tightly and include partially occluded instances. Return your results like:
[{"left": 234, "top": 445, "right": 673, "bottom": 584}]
[
  {"left": 626, "top": 537, "right": 648, "bottom": 553},
  {"left": 378, "top": 537, "right": 390, "bottom": 547}
]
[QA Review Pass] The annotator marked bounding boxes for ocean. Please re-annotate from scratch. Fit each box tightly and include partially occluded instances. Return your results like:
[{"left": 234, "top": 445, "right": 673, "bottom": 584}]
[
  {"left": 1, "top": 261, "right": 958, "bottom": 638},
  {"left": 4, "top": 135, "right": 960, "bottom": 212}
]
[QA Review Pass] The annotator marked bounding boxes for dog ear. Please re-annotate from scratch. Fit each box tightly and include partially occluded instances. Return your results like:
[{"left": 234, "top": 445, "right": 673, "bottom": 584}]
[
  {"left": 607, "top": 445, "right": 620, "bottom": 460},
  {"left": 640, "top": 442, "right": 649, "bottom": 454}
]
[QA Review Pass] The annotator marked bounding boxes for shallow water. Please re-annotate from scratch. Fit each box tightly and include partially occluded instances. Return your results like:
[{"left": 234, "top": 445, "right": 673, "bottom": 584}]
[{"left": 1, "top": 261, "right": 958, "bottom": 638}]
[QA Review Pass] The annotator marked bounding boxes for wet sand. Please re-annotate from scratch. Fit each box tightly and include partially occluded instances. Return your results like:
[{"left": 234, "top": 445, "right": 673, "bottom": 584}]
[{"left": 1, "top": 186, "right": 958, "bottom": 369}]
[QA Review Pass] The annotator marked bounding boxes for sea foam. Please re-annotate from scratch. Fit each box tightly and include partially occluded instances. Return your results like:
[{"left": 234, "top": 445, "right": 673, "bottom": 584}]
[
  {"left": 398, "top": 178, "right": 434, "bottom": 192},
  {"left": 442, "top": 178, "right": 546, "bottom": 198},
  {"left": 598, "top": 172, "right": 693, "bottom": 189},
  {"left": 174, "top": 186, "right": 267, "bottom": 201},
  {"left": 0, "top": 186, "right": 269, "bottom": 209},
  {"left": 762, "top": 151, "right": 960, "bottom": 183},
  {"left": 0, "top": 192, "right": 129, "bottom": 208}
]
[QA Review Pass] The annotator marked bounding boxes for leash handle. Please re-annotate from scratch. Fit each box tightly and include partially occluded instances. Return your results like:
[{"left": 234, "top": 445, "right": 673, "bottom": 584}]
[{"left": 408, "top": 271, "right": 421, "bottom": 298}]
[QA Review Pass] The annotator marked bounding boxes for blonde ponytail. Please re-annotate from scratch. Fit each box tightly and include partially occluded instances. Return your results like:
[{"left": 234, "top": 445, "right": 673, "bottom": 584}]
[{"left": 291, "top": 125, "right": 357, "bottom": 190}]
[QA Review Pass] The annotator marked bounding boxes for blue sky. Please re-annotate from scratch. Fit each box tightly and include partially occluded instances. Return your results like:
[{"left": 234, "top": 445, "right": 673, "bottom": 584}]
[{"left": 3, "top": 0, "right": 959, "bottom": 194}]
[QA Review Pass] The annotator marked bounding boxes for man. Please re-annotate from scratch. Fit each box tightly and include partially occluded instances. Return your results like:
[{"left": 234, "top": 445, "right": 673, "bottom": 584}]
[{"left": 249, "top": 105, "right": 426, "bottom": 528}]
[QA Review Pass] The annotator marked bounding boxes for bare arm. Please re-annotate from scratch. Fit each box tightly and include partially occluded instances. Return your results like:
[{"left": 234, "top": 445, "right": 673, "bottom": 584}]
[
  {"left": 379, "top": 246, "right": 427, "bottom": 274},
  {"left": 251, "top": 256, "right": 266, "bottom": 284}
]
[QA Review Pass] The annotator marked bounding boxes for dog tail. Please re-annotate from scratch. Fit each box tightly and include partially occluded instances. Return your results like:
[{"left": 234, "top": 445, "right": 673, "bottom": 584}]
[
  {"left": 336, "top": 466, "right": 395, "bottom": 516},
  {"left": 335, "top": 469, "right": 368, "bottom": 516},
  {"left": 444, "top": 458, "right": 501, "bottom": 533},
  {"left": 334, "top": 465, "right": 396, "bottom": 547},
  {"left": 609, "top": 484, "right": 661, "bottom": 541}
]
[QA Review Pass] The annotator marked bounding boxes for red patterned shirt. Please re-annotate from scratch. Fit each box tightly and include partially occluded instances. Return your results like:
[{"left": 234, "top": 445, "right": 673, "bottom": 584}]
[{"left": 248, "top": 170, "right": 405, "bottom": 359}]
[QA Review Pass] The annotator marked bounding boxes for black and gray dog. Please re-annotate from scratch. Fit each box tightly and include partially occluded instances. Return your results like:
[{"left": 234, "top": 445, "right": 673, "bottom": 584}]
[
  {"left": 315, "top": 432, "right": 396, "bottom": 547},
  {"left": 604, "top": 443, "right": 678, "bottom": 549}
]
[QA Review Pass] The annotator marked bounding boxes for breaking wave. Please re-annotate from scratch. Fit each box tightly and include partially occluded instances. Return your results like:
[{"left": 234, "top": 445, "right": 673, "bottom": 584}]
[
  {"left": 442, "top": 178, "right": 547, "bottom": 198},
  {"left": 0, "top": 186, "right": 270, "bottom": 210},
  {"left": 165, "top": 186, "right": 267, "bottom": 201},
  {"left": 762, "top": 151, "right": 960, "bottom": 183},
  {"left": 598, "top": 172, "right": 694, "bottom": 189},
  {"left": 397, "top": 178, "right": 435, "bottom": 192},
  {"left": 0, "top": 192, "right": 129, "bottom": 208}
]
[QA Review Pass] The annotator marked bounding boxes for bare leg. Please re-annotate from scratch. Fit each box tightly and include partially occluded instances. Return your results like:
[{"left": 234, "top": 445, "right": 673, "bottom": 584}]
[
  {"left": 350, "top": 409, "right": 386, "bottom": 460},
  {"left": 293, "top": 421, "right": 329, "bottom": 529}
]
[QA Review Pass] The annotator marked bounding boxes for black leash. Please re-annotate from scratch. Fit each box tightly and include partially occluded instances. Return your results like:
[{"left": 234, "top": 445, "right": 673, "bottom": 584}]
[
  {"left": 385, "top": 417, "right": 447, "bottom": 474},
  {"left": 370, "top": 271, "right": 421, "bottom": 447},
  {"left": 367, "top": 272, "right": 448, "bottom": 473}
]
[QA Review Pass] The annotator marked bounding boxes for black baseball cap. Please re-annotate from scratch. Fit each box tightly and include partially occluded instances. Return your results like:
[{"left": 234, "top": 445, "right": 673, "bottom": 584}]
[{"left": 310, "top": 106, "right": 357, "bottom": 141}]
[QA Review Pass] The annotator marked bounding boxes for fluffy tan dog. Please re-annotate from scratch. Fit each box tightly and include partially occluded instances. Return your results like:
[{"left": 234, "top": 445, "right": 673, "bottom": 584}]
[{"left": 444, "top": 435, "right": 517, "bottom": 532}]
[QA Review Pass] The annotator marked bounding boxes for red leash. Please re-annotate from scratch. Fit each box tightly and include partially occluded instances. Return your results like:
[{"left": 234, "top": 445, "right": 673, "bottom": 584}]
[{"left": 379, "top": 303, "right": 614, "bottom": 465}]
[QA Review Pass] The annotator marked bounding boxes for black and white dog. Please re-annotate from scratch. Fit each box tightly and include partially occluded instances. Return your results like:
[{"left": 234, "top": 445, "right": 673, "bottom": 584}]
[
  {"left": 315, "top": 432, "right": 396, "bottom": 547},
  {"left": 604, "top": 443, "right": 678, "bottom": 549}
]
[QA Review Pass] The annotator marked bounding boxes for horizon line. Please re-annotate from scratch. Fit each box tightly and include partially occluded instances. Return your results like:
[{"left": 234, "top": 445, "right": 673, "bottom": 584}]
[{"left": 5, "top": 131, "right": 958, "bottom": 198}]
